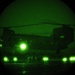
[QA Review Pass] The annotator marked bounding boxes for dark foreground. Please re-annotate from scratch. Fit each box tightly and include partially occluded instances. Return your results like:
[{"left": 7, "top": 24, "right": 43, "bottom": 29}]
[{"left": 0, "top": 62, "right": 74, "bottom": 75}]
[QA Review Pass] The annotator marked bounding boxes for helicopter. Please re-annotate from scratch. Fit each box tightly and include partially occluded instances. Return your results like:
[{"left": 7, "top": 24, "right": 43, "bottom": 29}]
[{"left": 0, "top": 21, "right": 74, "bottom": 55}]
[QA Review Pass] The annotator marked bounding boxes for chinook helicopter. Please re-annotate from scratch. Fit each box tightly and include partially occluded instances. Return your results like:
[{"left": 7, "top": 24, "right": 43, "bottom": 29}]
[{"left": 0, "top": 21, "right": 74, "bottom": 56}]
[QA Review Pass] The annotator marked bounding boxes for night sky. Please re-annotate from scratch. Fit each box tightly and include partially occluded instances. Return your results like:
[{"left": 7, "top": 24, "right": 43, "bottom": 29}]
[{"left": 0, "top": 0, "right": 75, "bottom": 55}]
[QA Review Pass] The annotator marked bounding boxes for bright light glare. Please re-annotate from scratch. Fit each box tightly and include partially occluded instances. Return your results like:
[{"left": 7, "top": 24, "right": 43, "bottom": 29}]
[
  {"left": 69, "top": 56, "right": 75, "bottom": 62},
  {"left": 13, "top": 57, "right": 18, "bottom": 62},
  {"left": 42, "top": 57, "right": 49, "bottom": 61},
  {"left": 3, "top": 57, "right": 9, "bottom": 62},
  {"left": 62, "top": 57, "right": 67, "bottom": 62},
  {"left": 20, "top": 43, "right": 27, "bottom": 50}
]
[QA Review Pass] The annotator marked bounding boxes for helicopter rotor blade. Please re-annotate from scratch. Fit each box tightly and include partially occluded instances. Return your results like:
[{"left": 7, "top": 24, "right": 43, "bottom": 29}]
[{"left": 0, "top": 21, "right": 75, "bottom": 29}]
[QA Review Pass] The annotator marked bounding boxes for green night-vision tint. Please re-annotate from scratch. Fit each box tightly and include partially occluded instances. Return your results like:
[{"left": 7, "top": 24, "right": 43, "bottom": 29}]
[
  {"left": 3, "top": 57, "right": 9, "bottom": 62},
  {"left": 69, "top": 56, "right": 75, "bottom": 62},
  {"left": 60, "top": 35, "right": 65, "bottom": 38},
  {"left": 19, "top": 43, "right": 27, "bottom": 51},
  {"left": 3, "top": 56, "right": 75, "bottom": 63},
  {"left": 13, "top": 57, "right": 18, "bottom": 62},
  {"left": 0, "top": 44, "right": 2, "bottom": 47},
  {"left": 42, "top": 57, "right": 49, "bottom": 62},
  {"left": 62, "top": 57, "right": 67, "bottom": 63}
]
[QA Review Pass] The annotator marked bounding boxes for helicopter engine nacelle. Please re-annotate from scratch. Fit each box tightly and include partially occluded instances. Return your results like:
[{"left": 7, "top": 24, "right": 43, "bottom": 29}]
[{"left": 53, "top": 26, "right": 74, "bottom": 50}]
